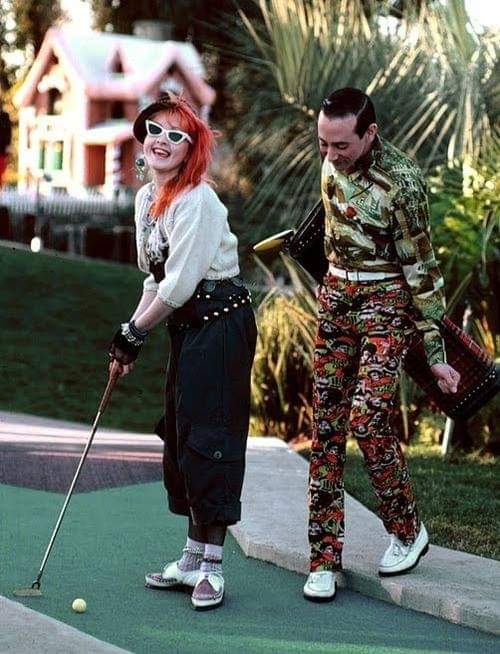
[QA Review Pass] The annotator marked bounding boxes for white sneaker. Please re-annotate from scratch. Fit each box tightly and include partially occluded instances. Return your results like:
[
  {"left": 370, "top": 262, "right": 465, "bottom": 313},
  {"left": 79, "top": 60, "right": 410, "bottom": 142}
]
[
  {"left": 378, "top": 524, "right": 429, "bottom": 577},
  {"left": 303, "top": 571, "right": 337, "bottom": 602},
  {"left": 145, "top": 560, "right": 201, "bottom": 589}
]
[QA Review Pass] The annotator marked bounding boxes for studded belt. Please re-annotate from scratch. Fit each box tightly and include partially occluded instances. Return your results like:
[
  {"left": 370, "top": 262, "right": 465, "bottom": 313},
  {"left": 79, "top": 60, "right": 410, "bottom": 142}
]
[
  {"left": 194, "top": 290, "right": 252, "bottom": 325},
  {"left": 167, "top": 278, "right": 252, "bottom": 331}
]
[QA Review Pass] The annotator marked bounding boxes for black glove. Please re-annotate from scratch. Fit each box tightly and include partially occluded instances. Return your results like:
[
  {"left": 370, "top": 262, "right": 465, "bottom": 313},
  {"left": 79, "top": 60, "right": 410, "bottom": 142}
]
[{"left": 109, "top": 321, "right": 148, "bottom": 364}]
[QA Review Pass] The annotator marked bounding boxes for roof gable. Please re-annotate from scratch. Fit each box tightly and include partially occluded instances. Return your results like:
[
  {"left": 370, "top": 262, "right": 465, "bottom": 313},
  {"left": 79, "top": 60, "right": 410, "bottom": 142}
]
[
  {"left": 105, "top": 46, "right": 133, "bottom": 76},
  {"left": 15, "top": 27, "right": 215, "bottom": 108}
]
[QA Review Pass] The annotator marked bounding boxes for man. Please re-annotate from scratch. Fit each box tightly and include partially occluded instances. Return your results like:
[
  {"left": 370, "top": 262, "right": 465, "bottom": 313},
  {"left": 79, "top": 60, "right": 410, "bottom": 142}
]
[
  {"left": 303, "top": 88, "right": 460, "bottom": 602},
  {"left": 0, "top": 105, "right": 12, "bottom": 188}
]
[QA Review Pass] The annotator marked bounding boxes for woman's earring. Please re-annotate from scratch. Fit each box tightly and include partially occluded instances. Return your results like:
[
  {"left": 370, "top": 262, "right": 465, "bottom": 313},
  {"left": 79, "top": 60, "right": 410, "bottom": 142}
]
[{"left": 135, "top": 155, "right": 146, "bottom": 181}]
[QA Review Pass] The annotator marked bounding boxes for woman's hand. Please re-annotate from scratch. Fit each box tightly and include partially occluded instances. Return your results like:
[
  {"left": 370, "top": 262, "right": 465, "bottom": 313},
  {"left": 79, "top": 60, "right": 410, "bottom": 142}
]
[
  {"left": 108, "top": 342, "right": 136, "bottom": 377},
  {"left": 108, "top": 354, "right": 135, "bottom": 378},
  {"left": 430, "top": 363, "right": 460, "bottom": 394},
  {"left": 108, "top": 321, "right": 146, "bottom": 377}
]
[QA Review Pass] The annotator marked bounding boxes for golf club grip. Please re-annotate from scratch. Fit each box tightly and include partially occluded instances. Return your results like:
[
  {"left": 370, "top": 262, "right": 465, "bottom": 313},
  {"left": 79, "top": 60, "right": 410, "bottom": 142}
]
[{"left": 98, "top": 361, "right": 120, "bottom": 413}]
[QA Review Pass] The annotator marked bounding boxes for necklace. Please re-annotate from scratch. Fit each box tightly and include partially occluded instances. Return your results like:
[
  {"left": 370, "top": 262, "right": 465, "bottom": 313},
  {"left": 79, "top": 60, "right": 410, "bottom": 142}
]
[
  {"left": 145, "top": 183, "right": 156, "bottom": 225},
  {"left": 146, "top": 181, "right": 156, "bottom": 202}
]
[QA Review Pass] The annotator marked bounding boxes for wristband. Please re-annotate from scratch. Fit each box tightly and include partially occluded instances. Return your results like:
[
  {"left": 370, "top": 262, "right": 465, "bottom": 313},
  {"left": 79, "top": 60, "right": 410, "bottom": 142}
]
[
  {"left": 121, "top": 321, "right": 147, "bottom": 347},
  {"left": 109, "top": 321, "right": 147, "bottom": 362},
  {"left": 129, "top": 320, "right": 149, "bottom": 340}
]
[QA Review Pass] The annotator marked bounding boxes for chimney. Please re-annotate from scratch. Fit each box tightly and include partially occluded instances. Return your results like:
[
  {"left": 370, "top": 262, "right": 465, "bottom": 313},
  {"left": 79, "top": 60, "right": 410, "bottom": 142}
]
[{"left": 133, "top": 20, "right": 173, "bottom": 41}]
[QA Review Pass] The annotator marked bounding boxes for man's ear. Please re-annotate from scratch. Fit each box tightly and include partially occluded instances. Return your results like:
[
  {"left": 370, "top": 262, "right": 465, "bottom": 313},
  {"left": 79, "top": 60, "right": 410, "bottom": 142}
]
[{"left": 366, "top": 123, "right": 378, "bottom": 143}]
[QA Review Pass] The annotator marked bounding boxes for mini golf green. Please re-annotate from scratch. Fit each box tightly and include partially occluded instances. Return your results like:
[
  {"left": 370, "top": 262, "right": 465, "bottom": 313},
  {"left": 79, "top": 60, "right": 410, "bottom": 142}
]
[{"left": 2, "top": 482, "right": 497, "bottom": 654}]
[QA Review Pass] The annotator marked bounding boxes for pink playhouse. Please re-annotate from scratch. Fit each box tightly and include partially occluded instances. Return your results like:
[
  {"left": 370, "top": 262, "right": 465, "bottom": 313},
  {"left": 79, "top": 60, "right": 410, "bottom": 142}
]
[{"left": 14, "top": 26, "right": 216, "bottom": 197}]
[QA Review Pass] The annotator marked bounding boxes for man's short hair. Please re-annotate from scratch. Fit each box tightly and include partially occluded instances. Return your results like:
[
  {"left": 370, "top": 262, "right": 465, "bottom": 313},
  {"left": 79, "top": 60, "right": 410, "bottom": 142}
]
[{"left": 321, "top": 88, "right": 376, "bottom": 137}]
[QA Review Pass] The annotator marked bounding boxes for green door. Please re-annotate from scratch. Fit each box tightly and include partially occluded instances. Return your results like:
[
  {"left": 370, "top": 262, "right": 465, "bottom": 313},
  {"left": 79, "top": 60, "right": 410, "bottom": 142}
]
[{"left": 49, "top": 141, "right": 63, "bottom": 170}]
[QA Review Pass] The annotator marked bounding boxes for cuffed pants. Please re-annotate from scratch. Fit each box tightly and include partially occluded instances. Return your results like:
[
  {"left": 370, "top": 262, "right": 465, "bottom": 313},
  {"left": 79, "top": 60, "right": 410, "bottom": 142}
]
[{"left": 155, "top": 278, "right": 257, "bottom": 527}]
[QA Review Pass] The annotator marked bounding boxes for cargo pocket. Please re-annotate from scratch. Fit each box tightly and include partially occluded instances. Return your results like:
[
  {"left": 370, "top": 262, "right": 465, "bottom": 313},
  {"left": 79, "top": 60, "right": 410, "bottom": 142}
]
[
  {"left": 184, "top": 426, "right": 246, "bottom": 463},
  {"left": 180, "top": 426, "right": 247, "bottom": 524}
]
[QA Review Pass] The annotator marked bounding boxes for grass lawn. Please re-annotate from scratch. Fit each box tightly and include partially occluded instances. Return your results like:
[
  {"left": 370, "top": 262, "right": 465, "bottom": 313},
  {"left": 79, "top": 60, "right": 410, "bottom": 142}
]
[
  {"left": 345, "top": 441, "right": 499, "bottom": 560},
  {"left": 298, "top": 440, "right": 499, "bottom": 560},
  {"left": 0, "top": 245, "right": 167, "bottom": 433}
]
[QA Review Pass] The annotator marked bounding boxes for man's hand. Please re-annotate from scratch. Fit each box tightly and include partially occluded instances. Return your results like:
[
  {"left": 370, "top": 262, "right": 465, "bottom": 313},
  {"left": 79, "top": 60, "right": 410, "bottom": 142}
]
[{"left": 430, "top": 363, "right": 460, "bottom": 394}]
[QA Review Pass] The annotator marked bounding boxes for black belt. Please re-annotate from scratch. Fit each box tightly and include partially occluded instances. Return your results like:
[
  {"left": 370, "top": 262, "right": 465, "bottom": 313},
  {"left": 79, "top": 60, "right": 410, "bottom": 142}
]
[{"left": 168, "top": 278, "right": 252, "bottom": 331}]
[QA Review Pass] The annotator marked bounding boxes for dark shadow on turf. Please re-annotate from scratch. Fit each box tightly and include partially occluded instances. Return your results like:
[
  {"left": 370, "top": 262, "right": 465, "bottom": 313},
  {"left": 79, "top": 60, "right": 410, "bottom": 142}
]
[{"left": 0, "top": 446, "right": 163, "bottom": 492}]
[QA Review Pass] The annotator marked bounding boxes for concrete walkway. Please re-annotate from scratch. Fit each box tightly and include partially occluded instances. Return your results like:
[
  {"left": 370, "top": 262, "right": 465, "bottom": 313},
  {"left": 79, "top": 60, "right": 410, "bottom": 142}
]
[
  {"left": 234, "top": 438, "right": 500, "bottom": 636},
  {"left": 1, "top": 411, "right": 499, "bottom": 652},
  {"left": 0, "top": 597, "right": 131, "bottom": 654}
]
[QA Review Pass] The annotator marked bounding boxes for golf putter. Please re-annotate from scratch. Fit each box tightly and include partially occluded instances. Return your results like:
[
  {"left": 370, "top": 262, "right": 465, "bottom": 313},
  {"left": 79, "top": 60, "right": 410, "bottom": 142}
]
[{"left": 13, "top": 360, "right": 121, "bottom": 597}]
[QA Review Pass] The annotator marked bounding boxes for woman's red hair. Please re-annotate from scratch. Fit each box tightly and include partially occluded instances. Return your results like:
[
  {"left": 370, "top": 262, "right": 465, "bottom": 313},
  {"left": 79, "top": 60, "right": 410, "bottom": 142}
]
[{"left": 148, "top": 98, "right": 215, "bottom": 218}]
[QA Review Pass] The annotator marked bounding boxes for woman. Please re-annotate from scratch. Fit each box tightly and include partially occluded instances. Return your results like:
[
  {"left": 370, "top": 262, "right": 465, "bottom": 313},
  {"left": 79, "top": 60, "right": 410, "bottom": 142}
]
[{"left": 109, "top": 92, "right": 257, "bottom": 611}]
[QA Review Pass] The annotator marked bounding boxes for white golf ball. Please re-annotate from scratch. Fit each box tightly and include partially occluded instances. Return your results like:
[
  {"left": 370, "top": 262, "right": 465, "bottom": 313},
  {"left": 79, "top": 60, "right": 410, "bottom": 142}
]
[{"left": 72, "top": 598, "right": 87, "bottom": 613}]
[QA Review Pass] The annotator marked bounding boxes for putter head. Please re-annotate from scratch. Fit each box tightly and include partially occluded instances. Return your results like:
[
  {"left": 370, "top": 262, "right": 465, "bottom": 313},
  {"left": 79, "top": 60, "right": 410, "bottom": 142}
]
[
  {"left": 253, "top": 229, "right": 294, "bottom": 254},
  {"left": 13, "top": 587, "right": 42, "bottom": 597}
]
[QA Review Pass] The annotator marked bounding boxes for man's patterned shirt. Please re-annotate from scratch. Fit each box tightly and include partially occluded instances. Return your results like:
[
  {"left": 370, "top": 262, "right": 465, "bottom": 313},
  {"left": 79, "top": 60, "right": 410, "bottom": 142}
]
[{"left": 321, "top": 136, "right": 446, "bottom": 366}]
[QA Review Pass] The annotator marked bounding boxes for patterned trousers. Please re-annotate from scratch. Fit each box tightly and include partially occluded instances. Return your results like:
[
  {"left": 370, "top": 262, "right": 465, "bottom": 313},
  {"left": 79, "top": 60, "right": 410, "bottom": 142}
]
[{"left": 308, "top": 273, "right": 421, "bottom": 572}]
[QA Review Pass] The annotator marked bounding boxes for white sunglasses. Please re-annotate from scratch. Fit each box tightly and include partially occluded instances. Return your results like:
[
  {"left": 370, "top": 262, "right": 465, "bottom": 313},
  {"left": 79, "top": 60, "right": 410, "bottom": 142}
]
[{"left": 145, "top": 120, "right": 193, "bottom": 144}]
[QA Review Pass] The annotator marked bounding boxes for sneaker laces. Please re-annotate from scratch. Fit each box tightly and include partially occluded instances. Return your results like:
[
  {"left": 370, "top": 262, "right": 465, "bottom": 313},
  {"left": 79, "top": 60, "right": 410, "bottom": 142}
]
[
  {"left": 389, "top": 535, "right": 407, "bottom": 557},
  {"left": 310, "top": 571, "right": 332, "bottom": 581}
]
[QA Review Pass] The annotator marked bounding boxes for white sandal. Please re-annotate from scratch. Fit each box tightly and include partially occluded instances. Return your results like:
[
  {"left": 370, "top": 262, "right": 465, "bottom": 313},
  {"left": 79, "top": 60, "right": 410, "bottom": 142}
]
[
  {"left": 145, "top": 547, "right": 203, "bottom": 589},
  {"left": 191, "top": 572, "right": 225, "bottom": 610}
]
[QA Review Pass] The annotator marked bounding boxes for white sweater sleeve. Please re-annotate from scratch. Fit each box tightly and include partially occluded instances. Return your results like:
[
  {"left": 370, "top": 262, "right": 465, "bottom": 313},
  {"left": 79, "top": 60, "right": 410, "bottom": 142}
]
[
  {"left": 157, "top": 187, "right": 227, "bottom": 308},
  {"left": 142, "top": 274, "right": 159, "bottom": 293}
]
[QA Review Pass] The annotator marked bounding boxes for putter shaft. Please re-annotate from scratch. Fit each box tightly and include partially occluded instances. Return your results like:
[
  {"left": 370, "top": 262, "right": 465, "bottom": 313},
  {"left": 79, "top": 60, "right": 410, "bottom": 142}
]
[
  {"left": 14, "top": 362, "right": 120, "bottom": 596},
  {"left": 34, "top": 410, "right": 103, "bottom": 585}
]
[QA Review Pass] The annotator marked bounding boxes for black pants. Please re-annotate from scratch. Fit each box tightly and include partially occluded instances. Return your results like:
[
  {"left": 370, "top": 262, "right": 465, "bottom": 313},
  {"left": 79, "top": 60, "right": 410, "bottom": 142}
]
[{"left": 155, "top": 278, "right": 257, "bottom": 526}]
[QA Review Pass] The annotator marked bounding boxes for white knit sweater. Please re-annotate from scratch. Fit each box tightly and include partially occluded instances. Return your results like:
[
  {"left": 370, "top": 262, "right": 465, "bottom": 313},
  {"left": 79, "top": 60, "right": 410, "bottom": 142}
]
[{"left": 134, "top": 181, "right": 240, "bottom": 309}]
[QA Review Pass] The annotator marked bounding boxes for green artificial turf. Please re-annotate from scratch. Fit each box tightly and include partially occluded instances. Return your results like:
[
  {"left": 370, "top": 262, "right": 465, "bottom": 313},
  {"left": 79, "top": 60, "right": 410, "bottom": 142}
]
[
  {"left": 2, "top": 481, "right": 498, "bottom": 654},
  {"left": 0, "top": 246, "right": 167, "bottom": 432}
]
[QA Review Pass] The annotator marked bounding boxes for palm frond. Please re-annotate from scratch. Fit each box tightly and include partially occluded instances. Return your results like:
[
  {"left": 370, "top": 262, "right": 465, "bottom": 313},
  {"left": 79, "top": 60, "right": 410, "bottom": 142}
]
[{"left": 227, "top": 0, "right": 498, "bottom": 230}]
